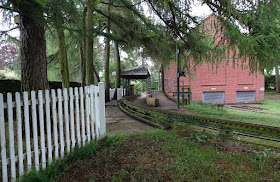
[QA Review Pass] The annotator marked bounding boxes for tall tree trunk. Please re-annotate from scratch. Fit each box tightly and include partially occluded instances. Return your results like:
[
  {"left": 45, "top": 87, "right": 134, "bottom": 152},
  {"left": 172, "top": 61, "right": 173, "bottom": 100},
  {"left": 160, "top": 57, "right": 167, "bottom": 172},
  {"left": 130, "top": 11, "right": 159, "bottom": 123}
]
[
  {"left": 276, "top": 66, "right": 280, "bottom": 93},
  {"left": 20, "top": 11, "right": 49, "bottom": 92},
  {"left": 104, "top": 0, "right": 111, "bottom": 102},
  {"left": 56, "top": 27, "right": 70, "bottom": 88},
  {"left": 113, "top": 41, "right": 121, "bottom": 99},
  {"left": 80, "top": 7, "right": 87, "bottom": 87},
  {"left": 79, "top": 45, "right": 86, "bottom": 87},
  {"left": 86, "top": 0, "right": 95, "bottom": 85}
]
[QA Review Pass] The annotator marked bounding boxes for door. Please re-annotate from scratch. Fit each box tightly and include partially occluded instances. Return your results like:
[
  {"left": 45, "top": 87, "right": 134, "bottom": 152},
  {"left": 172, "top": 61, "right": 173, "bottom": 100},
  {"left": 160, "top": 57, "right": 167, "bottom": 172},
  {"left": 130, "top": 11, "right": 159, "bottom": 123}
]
[
  {"left": 203, "top": 92, "right": 225, "bottom": 104},
  {"left": 236, "top": 91, "right": 256, "bottom": 103}
]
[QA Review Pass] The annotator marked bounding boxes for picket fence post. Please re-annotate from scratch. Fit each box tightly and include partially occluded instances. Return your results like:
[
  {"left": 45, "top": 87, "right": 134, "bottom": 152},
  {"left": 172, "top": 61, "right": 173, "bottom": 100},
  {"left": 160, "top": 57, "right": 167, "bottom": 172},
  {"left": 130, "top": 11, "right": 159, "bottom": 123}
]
[
  {"left": 16, "top": 92, "right": 24, "bottom": 177},
  {"left": 99, "top": 82, "right": 106, "bottom": 138},
  {"left": 38, "top": 90, "right": 47, "bottom": 169},
  {"left": 0, "top": 83, "right": 107, "bottom": 181},
  {"left": 0, "top": 93, "right": 8, "bottom": 182}
]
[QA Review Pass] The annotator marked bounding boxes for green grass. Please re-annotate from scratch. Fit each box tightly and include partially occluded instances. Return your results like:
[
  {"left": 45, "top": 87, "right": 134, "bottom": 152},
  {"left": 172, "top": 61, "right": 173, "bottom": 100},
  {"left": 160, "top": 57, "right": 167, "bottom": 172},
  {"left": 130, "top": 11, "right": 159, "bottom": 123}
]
[
  {"left": 184, "top": 101, "right": 280, "bottom": 127},
  {"left": 21, "top": 128, "right": 280, "bottom": 182},
  {"left": 251, "top": 99, "right": 280, "bottom": 115},
  {"left": 20, "top": 140, "right": 99, "bottom": 182}
]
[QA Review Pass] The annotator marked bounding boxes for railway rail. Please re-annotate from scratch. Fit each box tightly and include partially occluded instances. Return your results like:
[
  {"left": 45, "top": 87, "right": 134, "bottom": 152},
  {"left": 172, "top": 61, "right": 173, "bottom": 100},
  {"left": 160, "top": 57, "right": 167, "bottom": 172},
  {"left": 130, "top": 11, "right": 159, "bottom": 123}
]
[{"left": 119, "top": 96, "right": 280, "bottom": 142}]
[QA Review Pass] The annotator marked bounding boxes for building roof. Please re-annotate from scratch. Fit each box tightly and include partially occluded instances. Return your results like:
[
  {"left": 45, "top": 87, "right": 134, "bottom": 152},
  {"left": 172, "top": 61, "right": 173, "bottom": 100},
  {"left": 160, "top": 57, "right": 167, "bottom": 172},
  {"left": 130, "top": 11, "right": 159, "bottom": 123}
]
[{"left": 112, "top": 64, "right": 151, "bottom": 79}]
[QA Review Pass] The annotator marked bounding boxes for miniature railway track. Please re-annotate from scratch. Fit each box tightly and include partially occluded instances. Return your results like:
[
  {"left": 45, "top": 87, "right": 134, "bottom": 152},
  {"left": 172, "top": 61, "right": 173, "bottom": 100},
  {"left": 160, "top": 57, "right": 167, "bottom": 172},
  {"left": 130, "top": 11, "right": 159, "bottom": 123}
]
[{"left": 119, "top": 97, "right": 280, "bottom": 142}]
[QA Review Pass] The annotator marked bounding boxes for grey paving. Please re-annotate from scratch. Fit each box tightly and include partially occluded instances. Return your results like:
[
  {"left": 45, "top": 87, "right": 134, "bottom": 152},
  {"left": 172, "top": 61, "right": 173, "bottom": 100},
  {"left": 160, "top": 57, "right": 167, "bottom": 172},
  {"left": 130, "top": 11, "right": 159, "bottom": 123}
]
[{"left": 106, "top": 103, "right": 155, "bottom": 137}]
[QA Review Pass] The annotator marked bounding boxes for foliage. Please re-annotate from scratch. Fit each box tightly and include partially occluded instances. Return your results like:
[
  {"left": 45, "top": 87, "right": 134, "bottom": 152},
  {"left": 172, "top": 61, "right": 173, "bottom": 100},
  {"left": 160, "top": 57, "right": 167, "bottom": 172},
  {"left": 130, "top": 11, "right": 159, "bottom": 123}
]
[
  {"left": 43, "top": 130, "right": 280, "bottom": 181},
  {"left": 1, "top": 0, "right": 280, "bottom": 89},
  {"left": 265, "top": 73, "right": 275, "bottom": 91},
  {"left": 206, "top": 0, "right": 280, "bottom": 72}
]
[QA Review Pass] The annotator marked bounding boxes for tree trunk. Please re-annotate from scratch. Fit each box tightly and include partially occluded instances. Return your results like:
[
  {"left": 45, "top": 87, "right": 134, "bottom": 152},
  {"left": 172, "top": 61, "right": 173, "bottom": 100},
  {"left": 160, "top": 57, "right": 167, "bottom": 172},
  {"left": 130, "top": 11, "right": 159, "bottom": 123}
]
[
  {"left": 276, "top": 66, "right": 280, "bottom": 93},
  {"left": 20, "top": 11, "right": 49, "bottom": 92},
  {"left": 86, "top": 0, "right": 95, "bottom": 85},
  {"left": 113, "top": 41, "right": 121, "bottom": 100},
  {"left": 80, "top": 45, "right": 86, "bottom": 87},
  {"left": 104, "top": 0, "right": 111, "bottom": 102},
  {"left": 80, "top": 7, "right": 87, "bottom": 87},
  {"left": 56, "top": 27, "right": 70, "bottom": 89}
]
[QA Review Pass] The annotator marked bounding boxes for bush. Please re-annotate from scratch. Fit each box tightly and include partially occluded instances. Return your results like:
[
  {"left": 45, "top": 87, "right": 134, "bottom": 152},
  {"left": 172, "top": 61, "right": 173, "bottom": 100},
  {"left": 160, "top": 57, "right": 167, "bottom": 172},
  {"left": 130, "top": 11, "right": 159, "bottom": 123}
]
[
  {"left": 265, "top": 74, "right": 275, "bottom": 91},
  {"left": 0, "top": 80, "right": 81, "bottom": 96}
]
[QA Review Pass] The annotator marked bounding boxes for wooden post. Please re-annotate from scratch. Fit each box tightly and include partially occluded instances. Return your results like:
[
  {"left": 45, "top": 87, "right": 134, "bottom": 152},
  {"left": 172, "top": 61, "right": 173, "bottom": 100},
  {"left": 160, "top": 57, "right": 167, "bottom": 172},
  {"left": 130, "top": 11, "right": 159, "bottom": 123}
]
[
  {"left": 0, "top": 93, "right": 8, "bottom": 182},
  {"left": 219, "top": 130, "right": 234, "bottom": 146},
  {"left": 188, "top": 87, "right": 191, "bottom": 105},
  {"left": 16, "top": 92, "right": 24, "bottom": 176},
  {"left": 181, "top": 87, "right": 184, "bottom": 107},
  {"left": 38, "top": 90, "right": 46, "bottom": 169},
  {"left": 99, "top": 82, "right": 106, "bottom": 138}
]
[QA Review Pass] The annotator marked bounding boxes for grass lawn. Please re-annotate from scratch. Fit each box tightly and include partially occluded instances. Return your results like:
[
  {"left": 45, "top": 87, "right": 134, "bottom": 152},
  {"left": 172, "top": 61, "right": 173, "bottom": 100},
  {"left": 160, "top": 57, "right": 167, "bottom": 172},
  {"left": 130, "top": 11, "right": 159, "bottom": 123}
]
[
  {"left": 184, "top": 101, "right": 280, "bottom": 127},
  {"left": 21, "top": 127, "right": 280, "bottom": 182},
  {"left": 251, "top": 99, "right": 280, "bottom": 115}
]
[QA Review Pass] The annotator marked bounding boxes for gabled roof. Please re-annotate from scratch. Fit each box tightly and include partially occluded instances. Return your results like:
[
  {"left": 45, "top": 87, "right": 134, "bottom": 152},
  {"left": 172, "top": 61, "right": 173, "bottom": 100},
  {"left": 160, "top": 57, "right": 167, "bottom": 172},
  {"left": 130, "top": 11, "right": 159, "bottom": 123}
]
[{"left": 112, "top": 64, "right": 151, "bottom": 79}]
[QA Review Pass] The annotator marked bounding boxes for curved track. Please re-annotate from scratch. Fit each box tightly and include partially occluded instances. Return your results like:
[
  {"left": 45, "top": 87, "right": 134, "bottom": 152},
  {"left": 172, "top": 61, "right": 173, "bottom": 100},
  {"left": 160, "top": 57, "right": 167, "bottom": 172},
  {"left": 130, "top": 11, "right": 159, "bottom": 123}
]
[{"left": 119, "top": 96, "right": 280, "bottom": 142}]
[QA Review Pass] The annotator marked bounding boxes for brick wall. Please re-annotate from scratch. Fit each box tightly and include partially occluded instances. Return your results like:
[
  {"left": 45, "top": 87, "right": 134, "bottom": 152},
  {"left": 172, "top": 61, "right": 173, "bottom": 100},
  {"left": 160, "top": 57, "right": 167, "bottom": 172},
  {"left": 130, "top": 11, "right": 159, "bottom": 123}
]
[
  {"left": 163, "top": 14, "right": 265, "bottom": 103},
  {"left": 164, "top": 59, "right": 265, "bottom": 103}
]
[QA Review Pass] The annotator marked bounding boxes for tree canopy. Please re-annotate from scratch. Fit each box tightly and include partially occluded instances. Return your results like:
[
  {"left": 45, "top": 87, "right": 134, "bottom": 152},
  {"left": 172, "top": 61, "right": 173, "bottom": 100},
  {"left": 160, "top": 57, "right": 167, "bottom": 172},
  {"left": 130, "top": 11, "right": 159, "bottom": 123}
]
[{"left": 1, "top": 0, "right": 279, "bottom": 90}]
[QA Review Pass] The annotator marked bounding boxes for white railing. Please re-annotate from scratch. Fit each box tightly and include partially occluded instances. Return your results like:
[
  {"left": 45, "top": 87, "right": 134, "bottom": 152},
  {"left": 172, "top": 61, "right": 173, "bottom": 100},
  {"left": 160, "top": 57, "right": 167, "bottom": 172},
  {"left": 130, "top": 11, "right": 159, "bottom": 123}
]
[
  {"left": 0, "top": 83, "right": 106, "bottom": 182},
  {"left": 109, "top": 88, "right": 124, "bottom": 101}
]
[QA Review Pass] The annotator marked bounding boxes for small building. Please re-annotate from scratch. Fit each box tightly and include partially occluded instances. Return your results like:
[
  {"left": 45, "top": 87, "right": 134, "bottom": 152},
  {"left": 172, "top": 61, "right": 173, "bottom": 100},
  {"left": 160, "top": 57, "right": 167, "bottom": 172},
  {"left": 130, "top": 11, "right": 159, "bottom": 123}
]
[{"left": 163, "top": 15, "right": 264, "bottom": 104}]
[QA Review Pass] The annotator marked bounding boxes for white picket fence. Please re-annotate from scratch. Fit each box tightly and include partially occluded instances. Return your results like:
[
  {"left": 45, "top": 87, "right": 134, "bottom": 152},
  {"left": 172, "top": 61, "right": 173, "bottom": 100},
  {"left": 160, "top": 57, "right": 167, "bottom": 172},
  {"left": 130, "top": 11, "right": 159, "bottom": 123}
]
[
  {"left": 109, "top": 88, "right": 124, "bottom": 101},
  {"left": 0, "top": 83, "right": 106, "bottom": 182}
]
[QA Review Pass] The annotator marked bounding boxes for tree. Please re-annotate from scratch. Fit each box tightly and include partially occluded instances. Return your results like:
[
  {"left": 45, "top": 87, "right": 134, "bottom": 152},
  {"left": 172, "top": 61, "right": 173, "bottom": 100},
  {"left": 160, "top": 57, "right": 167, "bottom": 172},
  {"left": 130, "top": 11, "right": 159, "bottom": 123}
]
[
  {"left": 17, "top": 0, "right": 49, "bottom": 92},
  {"left": 104, "top": 0, "right": 112, "bottom": 102},
  {"left": 113, "top": 41, "right": 121, "bottom": 99},
  {"left": 0, "top": 43, "right": 18, "bottom": 70},
  {"left": 80, "top": 7, "right": 87, "bottom": 87},
  {"left": 86, "top": 0, "right": 95, "bottom": 85}
]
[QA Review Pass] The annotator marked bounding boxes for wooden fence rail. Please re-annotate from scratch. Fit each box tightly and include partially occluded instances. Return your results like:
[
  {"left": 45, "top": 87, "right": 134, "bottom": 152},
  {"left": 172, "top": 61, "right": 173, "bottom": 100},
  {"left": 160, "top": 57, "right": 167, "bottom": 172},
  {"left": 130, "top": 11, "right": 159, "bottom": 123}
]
[{"left": 0, "top": 83, "right": 106, "bottom": 182}]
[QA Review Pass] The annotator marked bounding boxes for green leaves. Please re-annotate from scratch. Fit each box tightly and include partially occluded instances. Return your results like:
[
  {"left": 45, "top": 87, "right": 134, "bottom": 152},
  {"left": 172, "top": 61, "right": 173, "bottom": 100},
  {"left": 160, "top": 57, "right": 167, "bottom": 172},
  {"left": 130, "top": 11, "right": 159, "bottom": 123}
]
[{"left": 35, "top": 0, "right": 47, "bottom": 7}]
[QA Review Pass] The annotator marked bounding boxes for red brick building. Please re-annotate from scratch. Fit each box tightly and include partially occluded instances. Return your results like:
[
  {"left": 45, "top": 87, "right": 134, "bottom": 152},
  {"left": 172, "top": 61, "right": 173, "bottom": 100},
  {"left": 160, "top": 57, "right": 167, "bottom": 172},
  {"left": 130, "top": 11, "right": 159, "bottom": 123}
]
[{"left": 163, "top": 15, "right": 265, "bottom": 104}]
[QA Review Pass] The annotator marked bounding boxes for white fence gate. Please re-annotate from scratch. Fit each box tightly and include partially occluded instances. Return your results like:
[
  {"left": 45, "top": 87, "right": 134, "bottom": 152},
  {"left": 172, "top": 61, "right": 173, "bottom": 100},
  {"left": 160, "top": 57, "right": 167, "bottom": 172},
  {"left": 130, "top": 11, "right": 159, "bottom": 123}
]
[{"left": 0, "top": 83, "right": 106, "bottom": 182}]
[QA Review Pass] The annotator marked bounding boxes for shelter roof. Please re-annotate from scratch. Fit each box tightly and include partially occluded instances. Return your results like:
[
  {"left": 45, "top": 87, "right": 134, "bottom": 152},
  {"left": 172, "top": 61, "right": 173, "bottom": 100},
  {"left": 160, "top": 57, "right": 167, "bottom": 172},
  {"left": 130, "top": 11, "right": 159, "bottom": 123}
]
[{"left": 112, "top": 64, "right": 151, "bottom": 79}]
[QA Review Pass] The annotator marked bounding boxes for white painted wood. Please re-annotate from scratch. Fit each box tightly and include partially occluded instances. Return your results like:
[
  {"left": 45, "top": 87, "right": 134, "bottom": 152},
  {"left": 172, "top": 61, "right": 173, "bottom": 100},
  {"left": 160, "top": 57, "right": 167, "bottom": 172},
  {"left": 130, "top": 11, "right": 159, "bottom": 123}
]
[
  {"left": 98, "top": 83, "right": 106, "bottom": 138},
  {"left": 38, "top": 90, "right": 46, "bottom": 169},
  {"left": 7, "top": 93, "right": 16, "bottom": 181},
  {"left": 51, "top": 90, "right": 59, "bottom": 159},
  {"left": 0, "top": 94, "right": 8, "bottom": 182},
  {"left": 45, "top": 90, "right": 53, "bottom": 164},
  {"left": 79, "top": 87, "right": 86, "bottom": 146},
  {"left": 57, "top": 89, "right": 65, "bottom": 158},
  {"left": 74, "top": 88, "right": 81, "bottom": 147},
  {"left": 69, "top": 88, "right": 75, "bottom": 149},
  {"left": 117, "top": 88, "right": 122, "bottom": 100},
  {"left": 94, "top": 86, "right": 100, "bottom": 139},
  {"left": 16, "top": 92, "right": 24, "bottom": 177},
  {"left": 63, "top": 88, "right": 70, "bottom": 153},
  {"left": 90, "top": 85, "right": 95, "bottom": 140},
  {"left": 85, "top": 86, "right": 91, "bottom": 142},
  {"left": 23, "top": 92, "right": 32, "bottom": 171},
  {"left": 31, "top": 91, "right": 40, "bottom": 171}
]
